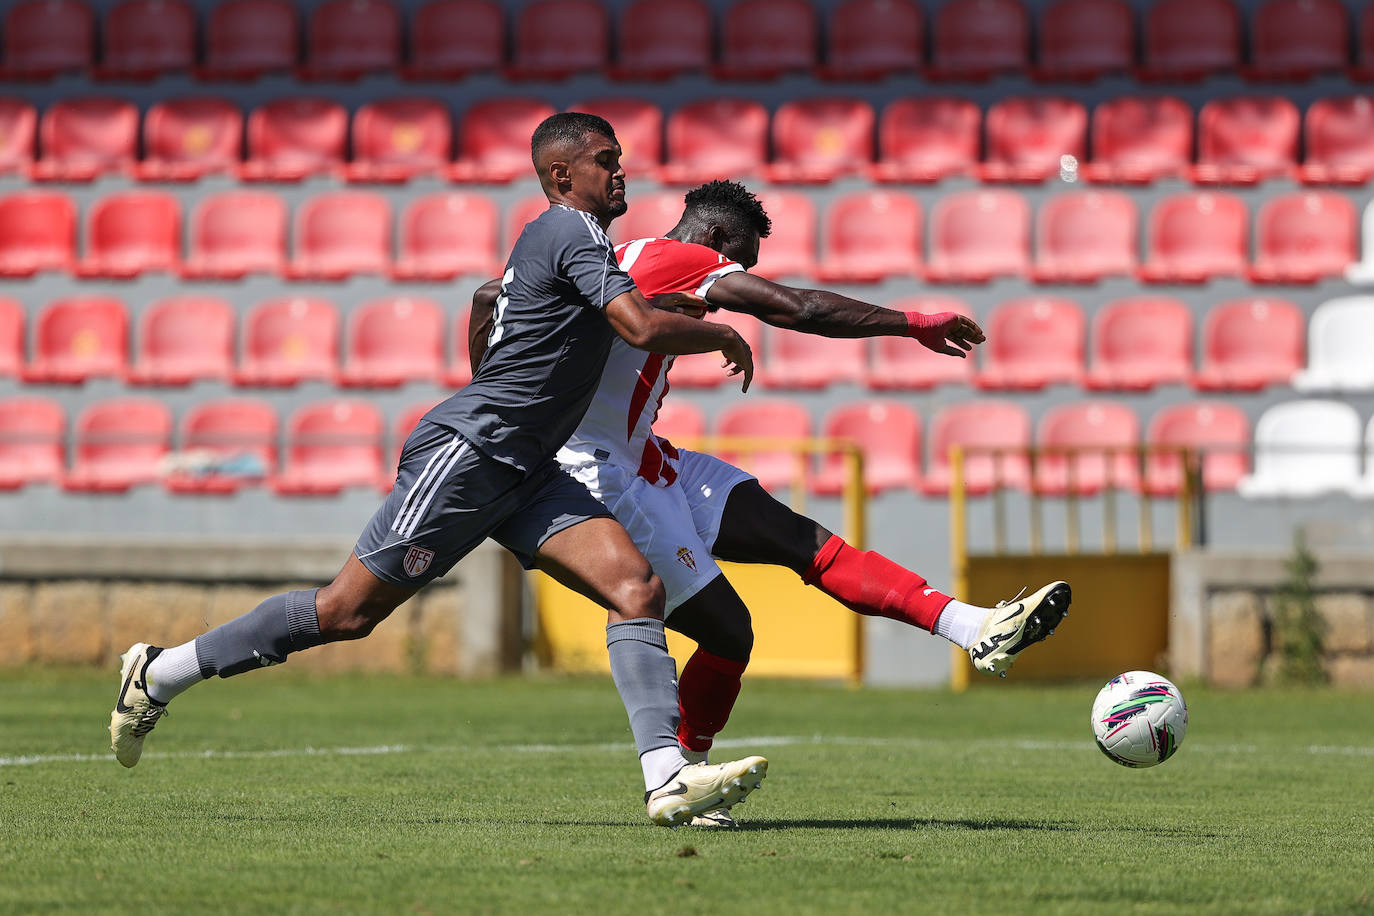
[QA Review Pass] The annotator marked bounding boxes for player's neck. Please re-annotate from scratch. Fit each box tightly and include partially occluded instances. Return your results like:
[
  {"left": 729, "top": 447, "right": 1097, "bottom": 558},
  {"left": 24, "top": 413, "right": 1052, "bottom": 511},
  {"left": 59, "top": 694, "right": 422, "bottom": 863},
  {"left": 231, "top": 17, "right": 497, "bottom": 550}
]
[{"left": 549, "top": 194, "right": 611, "bottom": 231}]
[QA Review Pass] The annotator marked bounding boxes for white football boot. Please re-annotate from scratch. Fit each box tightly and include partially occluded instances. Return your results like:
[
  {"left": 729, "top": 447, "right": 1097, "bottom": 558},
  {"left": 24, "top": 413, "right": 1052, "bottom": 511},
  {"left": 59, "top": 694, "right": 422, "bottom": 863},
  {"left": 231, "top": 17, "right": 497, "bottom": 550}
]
[
  {"left": 109, "top": 643, "right": 169, "bottom": 767},
  {"left": 968, "top": 581, "right": 1072, "bottom": 677},
  {"left": 689, "top": 806, "right": 738, "bottom": 828},
  {"left": 645, "top": 756, "right": 767, "bottom": 827}
]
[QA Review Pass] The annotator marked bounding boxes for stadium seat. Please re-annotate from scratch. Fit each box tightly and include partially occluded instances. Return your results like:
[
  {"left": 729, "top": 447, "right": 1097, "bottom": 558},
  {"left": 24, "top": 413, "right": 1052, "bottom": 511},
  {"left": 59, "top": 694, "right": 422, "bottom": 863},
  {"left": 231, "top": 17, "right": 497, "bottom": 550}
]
[
  {"left": 930, "top": 0, "right": 1029, "bottom": 80},
  {"left": 1083, "top": 96, "right": 1192, "bottom": 184},
  {"left": 33, "top": 97, "right": 137, "bottom": 181},
  {"left": 511, "top": 0, "right": 608, "bottom": 79},
  {"left": 1238, "top": 399, "right": 1361, "bottom": 497},
  {"left": 0, "top": 299, "right": 22, "bottom": 377},
  {"left": 348, "top": 97, "right": 452, "bottom": 182},
  {"left": 165, "top": 399, "right": 278, "bottom": 494},
  {"left": 387, "top": 400, "right": 443, "bottom": 474},
  {"left": 1144, "top": 402, "right": 1251, "bottom": 495},
  {"left": 650, "top": 400, "right": 706, "bottom": 444},
  {"left": 1195, "top": 297, "right": 1304, "bottom": 391},
  {"left": 981, "top": 96, "right": 1088, "bottom": 182},
  {"left": 340, "top": 296, "right": 445, "bottom": 387},
  {"left": 716, "top": 0, "right": 818, "bottom": 80},
  {"left": 1293, "top": 296, "right": 1374, "bottom": 392},
  {"left": 714, "top": 399, "right": 813, "bottom": 492},
  {"left": 236, "top": 296, "right": 340, "bottom": 386},
  {"left": 1034, "top": 401, "right": 1141, "bottom": 496},
  {"left": 1347, "top": 199, "right": 1374, "bottom": 283},
  {"left": 976, "top": 296, "right": 1085, "bottom": 390},
  {"left": 394, "top": 193, "right": 499, "bottom": 281},
  {"left": 2, "top": 0, "right": 94, "bottom": 78},
  {"left": 288, "top": 192, "right": 392, "bottom": 280},
  {"left": 1139, "top": 0, "right": 1240, "bottom": 80},
  {"left": 445, "top": 307, "right": 475, "bottom": 386},
  {"left": 865, "top": 295, "right": 977, "bottom": 390},
  {"left": 201, "top": 0, "right": 297, "bottom": 78},
  {"left": 1356, "top": 4, "right": 1374, "bottom": 79},
  {"left": 573, "top": 98, "right": 663, "bottom": 178},
  {"left": 138, "top": 97, "right": 243, "bottom": 181},
  {"left": 450, "top": 98, "right": 557, "bottom": 183},
  {"left": 505, "top": 195, "right": 552, "bottom": 250},
  {"left": 99, "top": 0, "right": 195, "bottom": 79},
  {"left": 0, "top": 99, "right": 37, "bottom": 173},
  {"left": 822, "top": 0, "right": 922, "bottom": 80},
  {"left": 1035, "top": 0, "right": 1133, "bottom": 81},
  {"left": 816, "top": 190, "right": 922, "bottom": 283},
  {"left": 767, "top": 97, "right": 875, "bottom": 183},
  {"left": 611, "top": 0, "right": 712, "bottom": 80},
  {"left": 671, "top": 311, "right": 764, "bottom": 387},
  {"left": 921, "top": 400, "right": 1031, "bottom": 496},
  {"left": 1140, "top": 192, "right": 1249, "bottom": 283},
  {"left": 762, "top": 329, "right": 866, "bottom": 390},
  {"left": 0, "top": 191, "right": 76, "bottom": 276},
  {"left": 274, "top": 400, "right": 385, "bottom": 495},
  {"left": 1086, "top": 296, "right": 1193, "bottom": 390},
  {"left": 926, "top": 190, "right": 1030, "bottom": 283},
  {"left": 1194, "top": 97, "right": 1300, "bottom": 184},
  {"left": 813, "top": 399, "right": 922, "bottom": 496},
  {"left": 128, "top": 295, "right": 235, "bottom": 386},
  {"left": 0, "top": 397, "right": 64, "bottom": 488},
  {"left": 1251, "top": 191, "right": 1356, "bottom": 284},
  {"left": 609, "top": 191, "right": 682, "bottom": 245},
  {"left": 1032, "top": 190, "right": 1137, "bottom": 283},
  {"left": 870, "top": 97, "right": 980, "bottom": 182},
  {"left": 661, "top": 98, "right": 769, "bottom": 185},
  {"left": 242, "top": 97, "right": 347, "bottom": 181},
  {"left": 302, "top": 0, "right": 400, "bottom": 79},
  {"left": 77, "top": 191, "right": 181, "bottom": 278},
  {"left": 406, "top": 0, "right": 504, "bottom": 79},
  {"left": 26, "top": 296, "right": 128, "bottom": 384},
  {"left": 1358, "top": 417, "right": 1374, "bottom": 498},
  {"left": 1248, "top": 0, "right": 1348, "bottom": 80},
  {"left": 183, "top": 191, "right": 287, "bottom": 279},
  {"left": 750, "top": 190, "right": 817, "bottom": 280},
  {"left": 64, "top": 398, "right": 172, "bottom": 492},
  {"left": 1302, "top": 96, "right": 1374, "bottom": 184}
]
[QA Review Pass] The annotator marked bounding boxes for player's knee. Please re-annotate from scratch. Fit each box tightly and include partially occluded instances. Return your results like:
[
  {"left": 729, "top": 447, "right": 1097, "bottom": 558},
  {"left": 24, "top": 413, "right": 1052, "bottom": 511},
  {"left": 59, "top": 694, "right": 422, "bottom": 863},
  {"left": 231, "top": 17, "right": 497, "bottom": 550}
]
[
  {"left": 609, "top": 571, "right": 666, "bottom": 622},
  {"left": 317, "top": 591, "right": 396, "bottom": 640}
]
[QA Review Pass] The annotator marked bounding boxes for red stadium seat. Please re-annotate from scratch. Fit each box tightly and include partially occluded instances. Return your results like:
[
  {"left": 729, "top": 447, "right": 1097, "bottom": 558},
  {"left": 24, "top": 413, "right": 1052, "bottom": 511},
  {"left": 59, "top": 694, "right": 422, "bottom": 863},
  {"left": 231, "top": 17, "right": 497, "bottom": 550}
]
[
  {"left": 1195, "top": 297, "right": 1305, "bottom": 390},
  {"left": 0, "top": 191, "right": 75, "bottom": 276},
  {"left": 1086, "top": 296, "right": 1193, "bottom": 390},
  {"left": 138, "top": 97, "right": 243, "bottom": 181},
  {"left": 394, "top": 192, "right": 499, "bottom": 281},
  {"left": 201, "top": 0, "right": 297, "bottom": 79},
  {"left": 26, "top": 296, "right": 128, "bottom": 384},
  {"left": 1035, "top": 401, "right": 1141, "bottom": 495},
  {"left": 767, "top": 97, "right": 875, "bottom": 183},
  {"left": 1249, "top": 0, "right": 1348, "bottom": 80},
  {"left": 1035, "top": 0, "right": 1133, "bottom": 81},
  {"left": 340, "top": 296, "right": 445, "bottom": 387},
  {"left": 981, "top": 96, "right": 1088, "bottom": 182},
  {"left": 822, "top": 0, "right": 922, "bottom": 80},
  {"left": 922, "top": 400, "right": 1031, "bottom": 496},
  {"left": 166, "top": 399, "right": 278, "bottom": 493},
  {"left": 100, "top": 0, "right": 195, "bottom": 79},
  {"left": 129, "top": 295, "right": 235, "bottom": 386},
  {"left": 651, "top": 400, "right": 706, "bottom": 444},
  {"left": 348, "top": 97, "right": 452, "bottom": 182},
  {"left": 450, "top": 97, "right": 557, "bottom": 183},
  {"left": 34, "top": 97, "right": 137, "bottom": 181},
  {"left": 763, "top": 330, "right": 866, "bottom": 390},
  {"left": 388, "top": 400, "right": 444, "bottom": 474},
  {"left": 64, "top": 398, "right": 171, "bottom": 493},
  {"left": 78, "top": 191, "right": 181, "bottom": 278},
  {"left": 714, "top": 399, "right": 813, "bottom": 492},
  {"left": 275, "top": 400, "right": 385, "bottom": 495},
  {"left": 505, "top": 195, "right": 552, "bottom": 250},
  {"left": 0, "top": 99, "right": 37, "bottom": 173},
  {"left": 303, "top": 0, "right": 400, "bottom": 78},
  {"left": 1302, "top": 96, "right": 1374, "bottom": 184},
  {"left": 926, "top": 189, "right": 1030, "bottom": 283},
  {"left": 671, "top": 311, "right": 764, "bottom": 387},
  {"left": 977, "top": 296, "right": 1085, "bottom": 390},
  {"left": 1141, "top": 192, "right": 1248, "bottom": 283},
  {"left": 816, "top": 190, "right": 922, "bottom": 283},
  {"left": 813, "top": 400, "right": 922, "bottom": 496},
  {"left": 236, "top": 297, "right": 340, "bottom": 386},
  {"left": 511, "top": 0, "right": 609, "bottom": 79},
  {"left": 1083, "top": 96, "right": 1192, "bottom": 183},
  {"left": 573, "top": 98, "right": 663, "bottom": 178},
  {"left": 865, "top": 296, "right": 976, "bottom": 390},
  {"left": 1194, "top": 97, "right": 1300, "bottom": 184},
  {"left": 1033, "top": 191, "right": 1137, "bottom": 283},
  {"left": 751, "top": 190, "right": 817, "bottom": 280},
  {"left": 446, "top": 307, "right": 475, "bottom": 386},
  {"left": 716, "top": 0, "right": 817, "bottom": 80},
  {"left": 3, "top": 0, "right": 93, "bottom": 78},
  {"left": 406, "top": 0, "right": 504, "bottom": 79},
  {"left": 0, "top": 299, "right": 22, "bottom": 377},
  {"left": 1251, "top": 191, "right": 1357, "bottom": 283},
  {"left": 0, "top": 397, "right": 64, "bottom": 488},
  {"left": 609, "top": 191, "right": 682, "bottom": 245},
  {"left": 1140, "top": 0, "right": 1239, "bottom": 80},
  {"left": 930, "top": 0, "right": 1029, "bottom": 80},
  {"left": 661, "top": 98, "right": 769, "bottom": 185},
  {"left": 1357, "top": 4, "right": 1374, "bottom": 78},
  {"left": 612, "top": 0, "right": 711, "bottom": 80},
  {"left": 870, "top": 97, "right": 980, "bottom": 182},
  {"left": 288, "top": 192, "right": 392, "bottom": 279},
  {"left": 242, "top": 97, "right": 347, "bottom": 181},
  {"left": 1145, "top": 402, "right": 1251, "bottom": 495},
  {"left": 184, "top": 191, "right": 286, "bottom": 279}
]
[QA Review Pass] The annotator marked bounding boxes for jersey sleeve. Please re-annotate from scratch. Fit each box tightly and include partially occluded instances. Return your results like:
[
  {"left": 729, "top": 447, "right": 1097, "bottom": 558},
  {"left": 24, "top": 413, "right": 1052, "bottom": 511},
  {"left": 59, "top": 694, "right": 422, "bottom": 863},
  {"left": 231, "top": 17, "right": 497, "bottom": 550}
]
[
  {"left": 558, "top": 209, "right": 638, "bottom": 310},
  {"left": 622, "top": 238, "right": 744, "bottom": 300}
]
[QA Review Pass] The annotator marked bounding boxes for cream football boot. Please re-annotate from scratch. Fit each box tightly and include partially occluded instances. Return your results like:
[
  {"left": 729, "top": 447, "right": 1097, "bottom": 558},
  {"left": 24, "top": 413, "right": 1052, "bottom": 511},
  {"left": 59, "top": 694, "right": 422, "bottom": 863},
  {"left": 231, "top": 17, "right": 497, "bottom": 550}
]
[
  {"left": 645, "top": 756, "right": 767, "bottom": 827},
  {"left": 109, "top": 643, "right": 169, "bottom": 767},
  {"left": 968, "top": 581, "right": 1072, "bottom": 677}
]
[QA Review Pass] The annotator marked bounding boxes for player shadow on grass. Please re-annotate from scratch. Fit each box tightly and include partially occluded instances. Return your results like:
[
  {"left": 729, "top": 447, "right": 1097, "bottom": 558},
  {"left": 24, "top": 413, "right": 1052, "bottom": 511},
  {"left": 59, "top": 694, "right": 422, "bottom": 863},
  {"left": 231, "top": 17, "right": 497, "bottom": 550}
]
[{"left": 733, "top": 816, "right": 1082, "bottom": 832}]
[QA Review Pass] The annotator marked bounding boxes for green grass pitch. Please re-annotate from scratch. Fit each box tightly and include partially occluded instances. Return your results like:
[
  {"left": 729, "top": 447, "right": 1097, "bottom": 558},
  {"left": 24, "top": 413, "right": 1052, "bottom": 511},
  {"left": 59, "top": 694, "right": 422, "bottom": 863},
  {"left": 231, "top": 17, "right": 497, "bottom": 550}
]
[{"left": 2, "top": 669, "right": 1371, "bottom": 915}]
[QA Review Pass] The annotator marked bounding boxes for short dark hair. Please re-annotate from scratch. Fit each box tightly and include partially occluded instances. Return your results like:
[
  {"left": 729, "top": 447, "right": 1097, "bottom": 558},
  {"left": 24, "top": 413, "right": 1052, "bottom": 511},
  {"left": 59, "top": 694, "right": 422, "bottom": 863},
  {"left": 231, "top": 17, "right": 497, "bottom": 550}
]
[
  {"left": 681, "top": 180, "right": 772, "bottom": 239},
  {"left": 530, "top": 112, "right": 618, "bottom": 164}
]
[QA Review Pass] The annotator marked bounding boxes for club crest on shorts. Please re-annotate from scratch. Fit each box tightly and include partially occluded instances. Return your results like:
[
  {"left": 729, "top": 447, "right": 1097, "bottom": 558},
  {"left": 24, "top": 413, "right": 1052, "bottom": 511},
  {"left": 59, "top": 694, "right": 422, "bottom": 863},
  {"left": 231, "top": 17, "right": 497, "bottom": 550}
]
[
  {"left": 675, "top": 546, "right": 697, "bottom": 572},
  {"left": 402, "top": 545, "right": 435, "bottom": 577}
]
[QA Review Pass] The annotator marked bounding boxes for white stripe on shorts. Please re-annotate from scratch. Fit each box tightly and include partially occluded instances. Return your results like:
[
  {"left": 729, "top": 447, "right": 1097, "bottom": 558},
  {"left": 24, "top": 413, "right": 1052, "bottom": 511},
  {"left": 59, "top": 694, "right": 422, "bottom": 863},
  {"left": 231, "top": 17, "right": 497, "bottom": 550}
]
[
  {"left": 391, "top": 433, "right": 460, "bottom": 537},
  {"left": 396, "top": 439, "right": 470, "bottom": 540}
]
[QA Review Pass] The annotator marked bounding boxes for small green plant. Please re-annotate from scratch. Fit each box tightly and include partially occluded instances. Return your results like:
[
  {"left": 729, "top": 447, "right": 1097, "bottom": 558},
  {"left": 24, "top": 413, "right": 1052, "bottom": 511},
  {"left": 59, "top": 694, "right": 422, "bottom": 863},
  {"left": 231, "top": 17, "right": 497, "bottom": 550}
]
[{"left": 1270, "top": 532, "right": 1328, "bottom": 684}]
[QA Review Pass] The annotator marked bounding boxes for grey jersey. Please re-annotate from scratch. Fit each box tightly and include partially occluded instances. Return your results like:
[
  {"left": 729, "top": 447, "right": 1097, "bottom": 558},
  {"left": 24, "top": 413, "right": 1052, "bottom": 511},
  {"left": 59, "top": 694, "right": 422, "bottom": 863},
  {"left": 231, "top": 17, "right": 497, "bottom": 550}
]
[{"left": 428, "top": 204, "right": 637, "bottom": 473}]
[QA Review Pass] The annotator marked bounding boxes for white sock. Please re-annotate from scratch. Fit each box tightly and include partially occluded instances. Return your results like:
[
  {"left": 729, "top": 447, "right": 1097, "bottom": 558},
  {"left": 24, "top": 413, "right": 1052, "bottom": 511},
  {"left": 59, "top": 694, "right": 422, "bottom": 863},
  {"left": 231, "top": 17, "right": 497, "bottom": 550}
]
[
  {"left": 145, "top": 641, "right": 206, "bottom": 704},
  {"left": 642, "top": 745, "right": 690, "bottom": 792},
  {"left": 681, "top": 747, "right": 708, "bottom": 765},
  {"left": 934, "top": 599, "right": 987, "bottom": 650}
]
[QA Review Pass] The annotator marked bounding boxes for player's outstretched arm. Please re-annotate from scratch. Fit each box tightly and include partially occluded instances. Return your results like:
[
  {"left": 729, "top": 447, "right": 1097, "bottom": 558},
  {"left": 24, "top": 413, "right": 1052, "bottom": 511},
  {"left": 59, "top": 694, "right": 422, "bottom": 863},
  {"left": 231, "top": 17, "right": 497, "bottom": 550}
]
[{"left": 606, "top": 289, "right": 753, "bottom": 391}]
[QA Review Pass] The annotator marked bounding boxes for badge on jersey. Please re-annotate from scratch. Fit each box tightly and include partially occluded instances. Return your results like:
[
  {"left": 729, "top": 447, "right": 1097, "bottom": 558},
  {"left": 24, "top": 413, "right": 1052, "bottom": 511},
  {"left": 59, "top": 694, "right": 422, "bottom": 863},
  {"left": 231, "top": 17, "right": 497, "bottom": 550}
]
[
  {"left": 675, "top": 546, "right": 697, "bottom": 572},
  {"left": 403, "top": 545, "right": 435, "bottom": 577}
]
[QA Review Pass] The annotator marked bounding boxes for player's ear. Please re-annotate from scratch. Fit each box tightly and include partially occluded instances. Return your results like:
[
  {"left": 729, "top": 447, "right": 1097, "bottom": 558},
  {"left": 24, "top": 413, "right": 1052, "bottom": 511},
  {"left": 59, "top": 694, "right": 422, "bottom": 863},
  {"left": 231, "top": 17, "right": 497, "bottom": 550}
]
[
  {"left": 707, "top": 225, "right": 729, "bottom": 251},
  {"left": 548, "top": 158, "right": 572, "bottom": 191}
]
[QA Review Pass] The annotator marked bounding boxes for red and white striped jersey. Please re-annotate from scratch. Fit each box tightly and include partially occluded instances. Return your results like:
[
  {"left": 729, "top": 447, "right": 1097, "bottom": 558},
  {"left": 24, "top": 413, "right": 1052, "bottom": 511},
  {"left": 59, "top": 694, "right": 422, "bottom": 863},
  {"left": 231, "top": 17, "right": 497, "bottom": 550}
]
[{"left": 557, "top": 237, "right": 744, "bottom": 484}]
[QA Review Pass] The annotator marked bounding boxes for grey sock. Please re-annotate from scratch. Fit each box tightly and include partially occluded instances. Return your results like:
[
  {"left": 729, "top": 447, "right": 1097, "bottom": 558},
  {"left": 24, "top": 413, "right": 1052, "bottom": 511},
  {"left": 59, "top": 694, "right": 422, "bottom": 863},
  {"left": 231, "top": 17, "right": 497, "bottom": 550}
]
[
  {"left": 194, "top": 589, "right": 324, "bottom": 678},
  {"left": 606, "top": 618, "right": 680, "bottom": 757}
]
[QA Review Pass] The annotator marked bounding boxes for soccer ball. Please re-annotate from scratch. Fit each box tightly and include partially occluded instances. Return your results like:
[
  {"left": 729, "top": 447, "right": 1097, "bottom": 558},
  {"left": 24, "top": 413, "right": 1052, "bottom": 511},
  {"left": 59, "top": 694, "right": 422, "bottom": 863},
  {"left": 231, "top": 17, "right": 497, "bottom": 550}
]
[{"left": 1090, "top": 670, "right": 1188, "bottom": 768}]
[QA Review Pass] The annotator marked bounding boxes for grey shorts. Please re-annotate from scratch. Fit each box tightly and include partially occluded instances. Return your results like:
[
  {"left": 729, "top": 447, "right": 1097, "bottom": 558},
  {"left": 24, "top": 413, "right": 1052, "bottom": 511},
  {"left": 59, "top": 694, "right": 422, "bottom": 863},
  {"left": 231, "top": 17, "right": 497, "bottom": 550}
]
[{"left": 355, "top": 420, "right": 613, "bottom": 587}]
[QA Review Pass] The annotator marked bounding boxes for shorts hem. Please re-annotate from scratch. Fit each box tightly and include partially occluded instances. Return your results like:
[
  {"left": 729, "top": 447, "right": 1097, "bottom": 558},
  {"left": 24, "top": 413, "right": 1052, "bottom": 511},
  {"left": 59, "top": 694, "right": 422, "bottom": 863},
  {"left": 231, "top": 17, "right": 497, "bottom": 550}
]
[{"left": 355, "top": 548, "right": 427, "bottom": 588}]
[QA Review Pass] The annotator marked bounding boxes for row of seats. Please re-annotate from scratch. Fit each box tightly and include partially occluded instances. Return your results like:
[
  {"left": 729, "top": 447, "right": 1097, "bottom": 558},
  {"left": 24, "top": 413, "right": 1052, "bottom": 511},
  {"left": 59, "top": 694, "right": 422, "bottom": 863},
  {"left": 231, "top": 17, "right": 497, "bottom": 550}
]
[
  {"left": 3, "top": 0, "right": 1372, "bottom": 83},
  {"left": 12, "top": 94, "right": 1374, "bottom": 186}
]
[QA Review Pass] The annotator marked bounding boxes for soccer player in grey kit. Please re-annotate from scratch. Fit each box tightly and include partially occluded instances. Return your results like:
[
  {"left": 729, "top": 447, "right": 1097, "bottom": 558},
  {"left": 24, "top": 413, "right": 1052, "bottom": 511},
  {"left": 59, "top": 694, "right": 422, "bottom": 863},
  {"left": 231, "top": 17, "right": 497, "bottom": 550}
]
[{"left": 110, "top": 113, "right": 769, "bottom": 827}]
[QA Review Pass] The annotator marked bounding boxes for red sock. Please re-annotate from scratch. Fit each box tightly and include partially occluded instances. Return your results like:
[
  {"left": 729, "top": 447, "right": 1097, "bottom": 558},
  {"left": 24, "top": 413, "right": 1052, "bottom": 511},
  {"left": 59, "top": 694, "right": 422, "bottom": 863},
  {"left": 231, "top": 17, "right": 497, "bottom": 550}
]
[
  {"left": 802, "top": 535, "right": 952, "bottom": 632},
  {"left": 677, "top": 648, "right": 747, "bottom": 753}
]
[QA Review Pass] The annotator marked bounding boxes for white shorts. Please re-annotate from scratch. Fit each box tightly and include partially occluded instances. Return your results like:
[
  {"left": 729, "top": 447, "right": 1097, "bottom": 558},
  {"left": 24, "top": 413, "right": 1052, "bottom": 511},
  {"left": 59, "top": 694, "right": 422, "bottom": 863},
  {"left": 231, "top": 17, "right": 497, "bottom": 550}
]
[{"left": 563, "top": 449, "right": 755, "bottom": 615}]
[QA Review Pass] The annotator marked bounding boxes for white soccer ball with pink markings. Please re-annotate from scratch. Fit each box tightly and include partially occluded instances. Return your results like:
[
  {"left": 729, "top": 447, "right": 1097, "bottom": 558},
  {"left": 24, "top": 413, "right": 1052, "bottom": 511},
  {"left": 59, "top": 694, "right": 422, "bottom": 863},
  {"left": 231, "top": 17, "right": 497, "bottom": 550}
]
[{"left": 1090, "top": 670, "right": 1188, "bottom": 768}]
